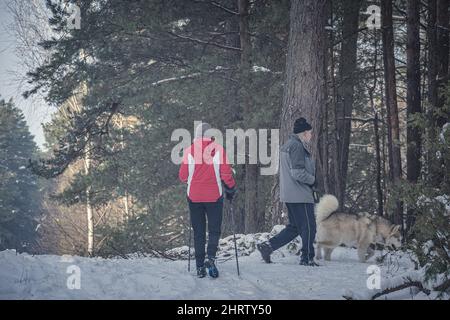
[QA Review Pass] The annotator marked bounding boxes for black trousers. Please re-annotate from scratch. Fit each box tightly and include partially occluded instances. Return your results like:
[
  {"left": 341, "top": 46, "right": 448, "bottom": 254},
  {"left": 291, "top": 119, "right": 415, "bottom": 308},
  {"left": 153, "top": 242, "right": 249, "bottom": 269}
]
[
  {"left": 188, "top": 197, "right": 223, "bottom": 268},
  {"left": 268, "top": 202, "right": 316, "bottom": 262}
]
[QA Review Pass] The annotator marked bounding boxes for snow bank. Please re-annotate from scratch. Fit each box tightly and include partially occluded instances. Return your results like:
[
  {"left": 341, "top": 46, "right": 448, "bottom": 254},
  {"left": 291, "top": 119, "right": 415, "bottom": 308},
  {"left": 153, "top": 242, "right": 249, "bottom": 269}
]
[{"left": 166, "top": 225, "right": 302, "bottom": 262}]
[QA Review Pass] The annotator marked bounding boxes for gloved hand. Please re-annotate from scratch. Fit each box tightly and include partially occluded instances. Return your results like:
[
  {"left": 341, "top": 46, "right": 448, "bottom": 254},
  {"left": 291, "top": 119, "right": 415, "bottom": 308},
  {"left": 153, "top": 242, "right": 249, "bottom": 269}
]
[{"left": 224, "top": 184, "right": 237, "bottom": 201}]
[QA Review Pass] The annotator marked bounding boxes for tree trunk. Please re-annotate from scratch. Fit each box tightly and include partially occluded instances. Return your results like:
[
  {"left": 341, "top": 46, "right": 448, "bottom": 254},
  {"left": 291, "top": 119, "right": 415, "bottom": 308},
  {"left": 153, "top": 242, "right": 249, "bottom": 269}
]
[
  {"left": 118, "top": 116, "right": 130, "bottom": 222},
  {"left": 427, "top": 0, "right": 449, "bottom": 186},
  {"left": 369, "top": 31, "right": 383, "bottom": 216},
  {"left": 319, "top": 0, "right": 333, "bottom": 195},
  {"left": 269, "top": 0, "right": 326, "bottom": 223},
  {"left": 84, "top": 139, "right": 94, "bottom": 256},
  {"left": 221, "top": 3, "right": 245, "bottom": 236},
  {"left": 427, "top": 0, "right": 438, "bottom": 183},
  {"left": 374, "top": 112, "right": 384, "bottom": 216},
  {"left": 406, "top": 0, "right": 422, "bottom": 184},
  {"left": 280, "top": 0, "right": 326, "bottom": 149},
  {"left": 437, "top": 0, "right": 450, "bottom": 129},
  {"left": 336, "top": 0, "right": 362, "bottom": 208},
  {"left": 74, "top": 75, "right": 94, "bottom": 256},
  {"left": 328, "top": 2, "right": 341, "bottom": 204},
  {"left": 280, "top": 0, "right": 326, "bottom": 195},
  {"left": 406, "top": 0, "right": 422, "bottom": 230},
  {"left": 381, "top": 0, "right": 403, "bottom": 226},
  {"left": 239, "top": 0, "right": 261, "bottom": 233},
  {"left": 435, "top": 0, "right": 450, "bottom": 186}
]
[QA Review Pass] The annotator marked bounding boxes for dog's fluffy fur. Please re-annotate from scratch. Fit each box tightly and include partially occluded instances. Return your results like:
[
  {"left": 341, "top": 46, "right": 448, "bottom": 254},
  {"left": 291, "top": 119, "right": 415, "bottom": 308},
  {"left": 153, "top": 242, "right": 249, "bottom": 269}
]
[{"left": 315, "top": 195, "right": 402, "bottom": 262}]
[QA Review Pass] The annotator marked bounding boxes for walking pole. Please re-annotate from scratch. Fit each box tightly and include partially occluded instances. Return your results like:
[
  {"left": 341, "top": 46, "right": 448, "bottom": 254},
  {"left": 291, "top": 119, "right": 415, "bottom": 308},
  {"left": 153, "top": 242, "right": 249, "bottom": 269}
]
[
  {"left": 188, "top": 216, "right": 192, "bottom": 272},
  {"left": 229, "top": 199, "right": 240, "bottom": 276}
]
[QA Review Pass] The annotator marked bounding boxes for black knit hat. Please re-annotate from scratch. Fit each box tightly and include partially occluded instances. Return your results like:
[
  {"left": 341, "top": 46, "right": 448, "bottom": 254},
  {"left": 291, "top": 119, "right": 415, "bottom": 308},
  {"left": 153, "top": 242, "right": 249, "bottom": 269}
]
[{"left": 293, "top": 117, "right": 312, "bottom": 134}]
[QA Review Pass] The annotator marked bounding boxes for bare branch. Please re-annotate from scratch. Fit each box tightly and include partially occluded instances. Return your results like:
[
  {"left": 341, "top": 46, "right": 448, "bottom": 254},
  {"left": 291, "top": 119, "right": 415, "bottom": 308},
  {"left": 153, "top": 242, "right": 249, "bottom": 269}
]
[
  {"left": 151, "top": 67, "right": 233, "bottom": 86},
  {"left": 166, "top": 31, "right": 242, "bottom": 52},
  {"left": 190, "top": 0, "right": 239, "bottom": 15}
]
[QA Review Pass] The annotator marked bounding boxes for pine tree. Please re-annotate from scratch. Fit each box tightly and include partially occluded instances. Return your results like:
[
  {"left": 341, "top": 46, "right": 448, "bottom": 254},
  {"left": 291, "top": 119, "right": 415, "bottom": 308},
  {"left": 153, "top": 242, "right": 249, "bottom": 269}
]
[{"left": 0, "top": 98, "right": 41, "bottom": 251}]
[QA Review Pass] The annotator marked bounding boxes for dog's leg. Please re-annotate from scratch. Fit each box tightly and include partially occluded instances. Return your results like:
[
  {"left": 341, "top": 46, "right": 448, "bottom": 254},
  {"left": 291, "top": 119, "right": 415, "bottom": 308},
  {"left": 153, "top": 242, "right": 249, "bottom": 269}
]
[
  {"left": 316, "top": 244, "right": 322, "bottom": 260},
  {"left": 357, "top": 246, "right": 369, "bottom": 262},
  {"left": 365, "top": 246, "right": 375, "bottom": 261},
  {"left": 324, "top": 247, "right": 333, "bottom": 261}
]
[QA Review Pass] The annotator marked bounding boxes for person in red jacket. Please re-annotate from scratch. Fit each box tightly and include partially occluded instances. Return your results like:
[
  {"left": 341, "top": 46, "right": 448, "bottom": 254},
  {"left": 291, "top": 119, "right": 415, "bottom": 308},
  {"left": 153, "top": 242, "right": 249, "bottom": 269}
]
[{"left": 179, "top": 122, "right": 236, "bottom": 278}]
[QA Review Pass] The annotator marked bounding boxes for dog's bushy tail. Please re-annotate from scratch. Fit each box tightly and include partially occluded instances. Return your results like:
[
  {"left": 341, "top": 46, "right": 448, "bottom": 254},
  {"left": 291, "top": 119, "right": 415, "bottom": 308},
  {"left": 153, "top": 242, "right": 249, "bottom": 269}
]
[{"left": 315, "top": 194, "right": 339, "bottom": 223}]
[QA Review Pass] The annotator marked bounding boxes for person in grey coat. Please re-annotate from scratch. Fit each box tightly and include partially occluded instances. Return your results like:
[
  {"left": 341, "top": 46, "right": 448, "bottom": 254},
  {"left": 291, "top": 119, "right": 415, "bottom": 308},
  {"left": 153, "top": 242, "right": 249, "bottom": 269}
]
[{"left": 257, "top": 117, "right": 318, "bottom": 266}]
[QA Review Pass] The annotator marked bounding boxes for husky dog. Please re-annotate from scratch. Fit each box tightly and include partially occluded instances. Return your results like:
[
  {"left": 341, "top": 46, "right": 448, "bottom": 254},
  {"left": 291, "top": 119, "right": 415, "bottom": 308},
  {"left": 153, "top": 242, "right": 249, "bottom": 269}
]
[{"left": 315, "top": 195, "right": 402, "bottom": 262}]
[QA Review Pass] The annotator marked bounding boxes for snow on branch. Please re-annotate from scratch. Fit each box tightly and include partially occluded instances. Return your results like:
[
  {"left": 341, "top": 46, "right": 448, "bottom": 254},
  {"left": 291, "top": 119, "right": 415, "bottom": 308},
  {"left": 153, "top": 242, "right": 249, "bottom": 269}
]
[
  {"left": 252, "top": 65, "right": 282, "bottom": 74},
  {"left": 151, "top": 72, "right": 202, "bottom": 86},
  {"left": 343, "top": 271, "right": 425, "bottom": 300},
  {"left": 151, "top": 67, "right": 232, "bottom": 86}
]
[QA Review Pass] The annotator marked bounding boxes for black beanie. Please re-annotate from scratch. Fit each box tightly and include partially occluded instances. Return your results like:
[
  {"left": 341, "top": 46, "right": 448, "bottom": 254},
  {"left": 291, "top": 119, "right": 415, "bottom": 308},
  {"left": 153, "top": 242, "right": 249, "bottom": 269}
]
[{"left": 293, "top": 117, "right": 312, "bottom": 134}]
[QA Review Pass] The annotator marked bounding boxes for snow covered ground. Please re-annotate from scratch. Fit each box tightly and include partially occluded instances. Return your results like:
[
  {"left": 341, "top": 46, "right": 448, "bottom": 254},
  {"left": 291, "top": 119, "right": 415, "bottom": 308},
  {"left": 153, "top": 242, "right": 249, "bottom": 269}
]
[
  {"left": 0, "top": 247, "right": 372, "bottom": 299},
  {"left": 0, "top": 227, "right": 444, "bottom": 300}
]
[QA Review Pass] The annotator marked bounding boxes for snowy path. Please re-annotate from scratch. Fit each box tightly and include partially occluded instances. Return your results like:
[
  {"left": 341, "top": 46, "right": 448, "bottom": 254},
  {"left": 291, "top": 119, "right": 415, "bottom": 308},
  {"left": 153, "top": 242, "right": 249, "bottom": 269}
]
[{"left": 0, "top": 247, "right": 383, "bottom": 300}]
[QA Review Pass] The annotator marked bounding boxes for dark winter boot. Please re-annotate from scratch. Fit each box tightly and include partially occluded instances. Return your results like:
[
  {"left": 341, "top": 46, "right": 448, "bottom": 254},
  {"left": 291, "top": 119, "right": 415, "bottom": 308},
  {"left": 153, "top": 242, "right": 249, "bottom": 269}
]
[
  {"left": 204, "top": 257, "right": 219, "bottom": 278},
  {"left": 257, "top": 242, "right": 273, "bottom": 263},
  {"left": 299, "top": 259, "right": 320, "bottom": 267},
  {"left": 197, "top": 266, "right": 207, "bottom": 278}
]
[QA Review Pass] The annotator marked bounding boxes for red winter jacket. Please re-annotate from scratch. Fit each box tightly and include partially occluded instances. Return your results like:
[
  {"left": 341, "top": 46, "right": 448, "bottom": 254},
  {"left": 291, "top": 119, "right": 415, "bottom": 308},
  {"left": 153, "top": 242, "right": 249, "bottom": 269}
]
[{"left": 179, "top": 138, "right": 235, "bottom": 202}]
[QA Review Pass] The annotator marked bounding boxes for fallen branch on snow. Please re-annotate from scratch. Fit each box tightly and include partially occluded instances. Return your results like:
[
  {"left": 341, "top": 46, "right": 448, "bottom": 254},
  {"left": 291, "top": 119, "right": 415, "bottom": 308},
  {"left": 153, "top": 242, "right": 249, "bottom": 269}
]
[
  {"left": 342, "top": 272, "right": 434, "bottom": 300},
  {"left": 370, "top": 278, "right": 431, "bottom": 300}
]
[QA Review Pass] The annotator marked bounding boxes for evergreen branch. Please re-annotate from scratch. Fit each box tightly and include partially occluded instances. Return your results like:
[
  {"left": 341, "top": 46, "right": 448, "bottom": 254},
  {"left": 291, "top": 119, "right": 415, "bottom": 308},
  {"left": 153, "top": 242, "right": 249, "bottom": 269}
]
[{"left": 433, "top": 279, "right": 450, "bottom": 292}]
